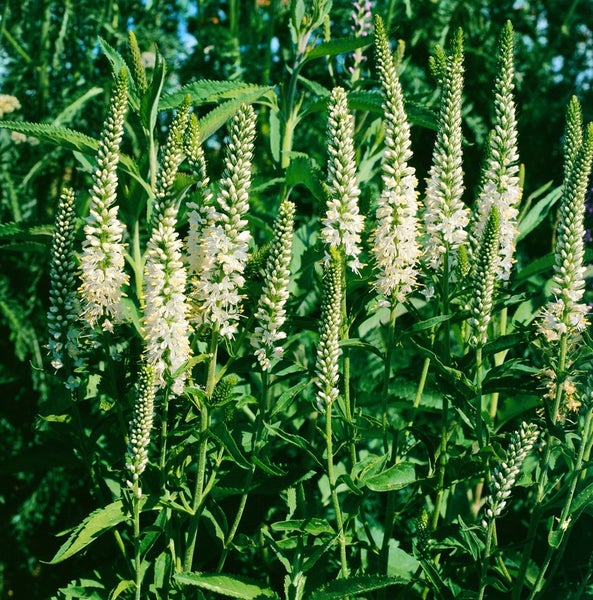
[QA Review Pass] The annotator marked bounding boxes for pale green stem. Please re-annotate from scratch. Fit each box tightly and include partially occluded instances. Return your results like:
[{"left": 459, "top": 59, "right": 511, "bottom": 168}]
[
  {"left": 159, "top": 386, "right": 171, "bottom": 492},
  {"left": 527, "top": 404, "right": 593, "bottom": 599},
  {"left": 382, "top": 302, "right": 398, "bottom": 452},
  {"left": 489, "top": 307, "right": 508, "bottom": 421},
  {"left": 478, "top": 517, "right": 497, "bottom": 600},
  {"left": 378, "top": 434, "right": 398, "bottom": 588},
  {"left": 514, "top": 333, "right": 569, "bottom": 598},
  {"left": 431, "top": 393, "right": 449, "bottom": 531},
  {"left": 475, "top": 345, "right": 485, "bottom": 448},
  {"left": 326, "top": 402, "right": 349, "bottom": 578},
  {"left": 217, "top": 371, "right": 270, "bottom": 572},
  {"left": 133, "top": 493, "right": 142, "bottom": 600},
  {"left": 183, "top": 330, "right": 218, "bottom": 571}
]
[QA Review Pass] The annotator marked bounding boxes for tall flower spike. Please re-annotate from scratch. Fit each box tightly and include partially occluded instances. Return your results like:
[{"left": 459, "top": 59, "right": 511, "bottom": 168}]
[
  {"left": 315, "top": 250, "right": 343, "bottom": 411},
  {"left": 252, "top": 200, "right": 296, "bottom": 372},
  {"left": 423, "top": 30, "right": 468, "bottom": 274},
  {"left": 470, "top": 206, "right": 500, "bottom": 347},
  {"left": 371, "top": 16, "right": 420, "bottom": 305},
  {"left": 184, "top": 114, "right": 216, "bottom": 277},
  {"left": 349, "top": 1, "right": 373, "bottom": 84},
  {"left": 78, "top": 69, "right": 129, "bottom": 332},
  {"left": 143, "top": 101, "right": 192, "bottom": 394},
  {"left": 47, "top": 187, "right": 81, "bottom": 375},
  {"left": 472, "top": 22, "right": 521, "bottom": 282},
  {"left": 482, "top": 421, "right": 539, "bottom": 527},
  {"left": 538, "top": 115, "right": 593, "bottom": 344},
  {"left": 189, "top": 104, "right": 257, "bottom": 338},
  {"left": 321, "top": 87, "right": 364, "bottom": 273},
  {"left": 125, "top": 363, "right": 156, "bottom": 498}
]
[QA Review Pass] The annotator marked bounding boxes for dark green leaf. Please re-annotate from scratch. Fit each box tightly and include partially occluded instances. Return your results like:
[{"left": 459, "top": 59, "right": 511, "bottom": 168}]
[
  {"left": 310, "top": 575, "right": 408, "bottom": 599},
  {"left": 174, "top": 572, "right": 279, "bottom": 599},
  {"left": 363, "top": 461, "right": 416, "bottom": 492},
  {"left": 271, "top": 518, "right": 335, "bottom": 536},
  {"left": 305, "top": 36, "right": 373, "bottom": 61}
]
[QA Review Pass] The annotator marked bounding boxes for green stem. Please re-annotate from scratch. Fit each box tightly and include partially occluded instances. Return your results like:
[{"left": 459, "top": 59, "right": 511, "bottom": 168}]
[
  {"left": 475, "top": 345, "right": 485, "bottom": 448},
  {"left": 133, "top": 493, "right": 142, "bottom": 600},
  {"left": 489, "top": 307, "right": 508, "bottom": 421},
  {"left": 159, "top": 386, "right": 171, "bottom": 492},
  {"left": 431, "top": 394, "right": 449, "bottom": 531},
  {"left": 514, "top": 334, "right": 569, "bottom": 598},
  {"left": 382, "top": 303, "right": 397, "bottom": 452},
  {"left": 478, "top": 518, "right": 496, "bottom": 600},
  {"left": 183, "top": 331, "right": 218, "bottom": 571},
  {"left": 326, "top": 402, "right": 349, "bottom": 578}
]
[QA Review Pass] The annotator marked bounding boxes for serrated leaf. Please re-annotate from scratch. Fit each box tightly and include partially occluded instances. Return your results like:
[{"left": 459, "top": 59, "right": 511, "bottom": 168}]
[
  {"left": 363, "top": 462, "right": 416, "bottom": 492},
  {"left": 196, "top": 87, "right": 275, "bottom": 141},
  {"left": 46, "top": 501, "right": 127, "bottom": 564},
  {"left": 305, "top": 36, "right": 373, "bottom": 61},
  {"left": 271, "top": 518, "right": 335, "bottom": 536},
  {"left": 160, "top": 81, "right": 275, "bottom": 110},
  {"left": 310, "top": 575, "right": 408, "bottom": 599},
  {"left": 98, "top": 37, "right": 131, "bottom": 80},
  {"left": 174, "top": 573, "right": 279, "bottom": 599}
]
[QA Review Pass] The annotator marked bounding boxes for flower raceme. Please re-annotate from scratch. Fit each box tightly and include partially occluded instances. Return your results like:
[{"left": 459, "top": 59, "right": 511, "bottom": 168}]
[
  {"left": 188, "top": 104, "right": 257, "bottom": 339},
  {"left": 371, "top": 16, "right": 420, "bottom": 305},
  {"left": 78, "top": 70, "right": 129, "bottom": 332},
  {"left": 252, "top": 200, "right": 296, "bottom": 372},
  {"left": 472, "top": 21, "right": 521, "bottom": 282},
  {"left": 321, "top": 87, "right": 364, "bottom": 274},
  {"left": 143, "top": 101, "right": 192, "bottom": 394},
  {"left": 538, "top": 101, "right": 593, "bottom": 344}
]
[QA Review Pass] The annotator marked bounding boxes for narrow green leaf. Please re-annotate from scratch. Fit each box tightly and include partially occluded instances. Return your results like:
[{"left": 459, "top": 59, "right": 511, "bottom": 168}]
[
  {"left": 310, "top": 575, "right": 408, "bottom": 599},
  {"left": 174, "top": 573, "right": 279, "bottom": 599},
  {"left": 109, "top": 579, "right": 135, "bottom": 600},
  {"left": 285, "top": 155, "right": 324, "bottom": 200},
  {"left": 305, "top": 36, "right": 373, "bottom": 61},
  {"left": 53, "top": 87, "right": 103, "bottom": 126},
  {"left": 252, "top": 455, "right": 287, "bottom": 477},
  {"left": 517, "top": 184, "right": 562, "bottom": 241},
  {"left": 270, "top": 380, "right": 309, "bottom": 419},
  {"left": 263, "top": 423, "right": 323, "bottom": 467},
  {"left": 363, "top": 462, "right": 416, "bottom": 492},
  {"left": 98, "top": 37, "right": 131, "bottom": 80},
  {"left": 46, "top": 501, "right": 127, "bottom": 564},
  {"left": 140, "top": 50, "right": 166, "bottom": 131},
  {"left": 338, "top": 338, "right": 384, "bottom": 359},
  {"left": 568, "top": 482, "right": 593, "bottom": 517}
]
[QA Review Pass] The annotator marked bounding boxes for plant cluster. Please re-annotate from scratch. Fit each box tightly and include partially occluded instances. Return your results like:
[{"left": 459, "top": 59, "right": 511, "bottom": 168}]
[{"left": 2, "top": 1, "right": 593, "bottom": 599}]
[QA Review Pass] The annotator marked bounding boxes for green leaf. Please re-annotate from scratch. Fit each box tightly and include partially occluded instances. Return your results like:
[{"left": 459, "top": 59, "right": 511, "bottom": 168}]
[
  {"left": 109, "top": 579, "right": 135, "bottom": 600},
  {"left": 263, "top": 423, "right": 323, "bottom": 467},
  {"left": 196, "top": 87, "right": 275, "bottom": 141},
  {"left": 517, "top": 182, "right": 562, "bottom": 241},
  {"left": 174, "top": 573, "right": 279, "bottom": 599},
  {"left": 339, "top": 338, "right": 384, "bottom": 359},
  {"left": 271, "top": 518, "right": 335, "bottom": 536},
  {"left": 270, "top": 380, "right": 309, "bottom": 419},
  {"left": 285, "top": 156, "right": 324, "bottom": 200},
  {"left": 363, "top": 462, "right": 417, "bottom": 492},
  {"left": 46, "top": 501, "right": 127, "bottom": 564},
  {"left": 568, "top": 482, "right": 593, "bottom": 517},
  {"left": 140, "top": 49, "right": 166, "bottom": 132},
  {"left": 53, "top": 87, "right": 103, "bottom": 126},
  {"left": 252, "top": 455, "right": 288, "bottom": 477},
  {"left": 305, "top": 36, "right": 373, "bottom": 61},
  {"left": 98, "top": 37, "right": 131, "bottom": 80},
  {"left": 310, "top": 575, "right": 408, "bottom": 599},
  {"left": 160, "top": 80, "right": 275, "bottom": 110}
]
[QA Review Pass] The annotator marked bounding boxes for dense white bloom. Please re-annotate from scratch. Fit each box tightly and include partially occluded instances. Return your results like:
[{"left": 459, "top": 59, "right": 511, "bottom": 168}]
[
  {"left": 472, "top": 23, "right": 521, "bottom": 282},
  {"left": 371, "top": 17, "right": 420, "bottom": 304},
  {"left": 47, "top": 187, "right": 82, "bottom": 372},
  {"left": 321, "top": 87, "right": 364, "bottom": 273},
  {"left": 423, "top": 31, "right": 468, "bottom": 274},
  {"left": 143, "top": 103, "right": 191, "bottom": 394},
  {"left": 189, "top": 105, "right": 257, "bottom": 338},
  {"left": 482, "top": 422, "right": 539, "bottom": 527},
  {"left": 538, "top": 102, "right": 593, "bottom": 344},
  {"left": 252, "top": 200, "right": 295, "bottom": 371},
  {"left": 79, "top": 70, "right": 129, "bottom": 332}
]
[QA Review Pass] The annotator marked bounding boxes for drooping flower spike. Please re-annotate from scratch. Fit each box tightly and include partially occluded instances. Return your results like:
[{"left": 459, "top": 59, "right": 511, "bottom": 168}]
[{"left": 78, "top": 69, "right": 129, "bottom": 332}]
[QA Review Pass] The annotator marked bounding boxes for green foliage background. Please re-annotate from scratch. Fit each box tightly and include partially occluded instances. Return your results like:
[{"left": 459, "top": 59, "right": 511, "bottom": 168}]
[{"left": 1, "top": 0, "right": 593, "bottom": 598}]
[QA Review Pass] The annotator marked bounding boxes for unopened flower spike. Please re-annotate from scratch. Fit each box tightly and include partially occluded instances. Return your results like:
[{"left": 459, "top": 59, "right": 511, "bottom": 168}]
[
  {"left": 189, "top": 104, "right": 257, "bottom": 339},
  {"left": 143, "top": 101, "right": 192, "bottom": 394},
  {"left": 371, "top": 16, "right": 420, "bottom": 305},
  {"left": 315, "top": 249, "right": 343, "bottom": 411},
  {"left": 538, "top": 107, "right": 593, "bottom": 345},
  {"left": 423, "top": 29, "right": 468, "bottom": 275},
  {"left": 482, "top": 421, "right": 539, "bottom": 527},
  {"left": 185, "top": 113, "right": 216, "bottom": 277},
  {"left": 128, "top": 30, "right": 148, "bottom": 96},
  {"left": 470, "top": 206, "right": 500, "bottom": 348},
  {"left": 472, "top": 21, "right": 521, "bottom": 282},
  {"left": 79, "top": 69, "right": 129, "bottom": 333},
  {"left": 125, "top": 363, "right": 156, "bottom": 499},
  {"left": 47, "top": 187, "right": 82, "bottom": 376},
  {"left": 252, "top": 200, "right": 296, "bottom": 372},
  {"left": 321, "top": 87, "right": 364, "bottom": 274}
]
